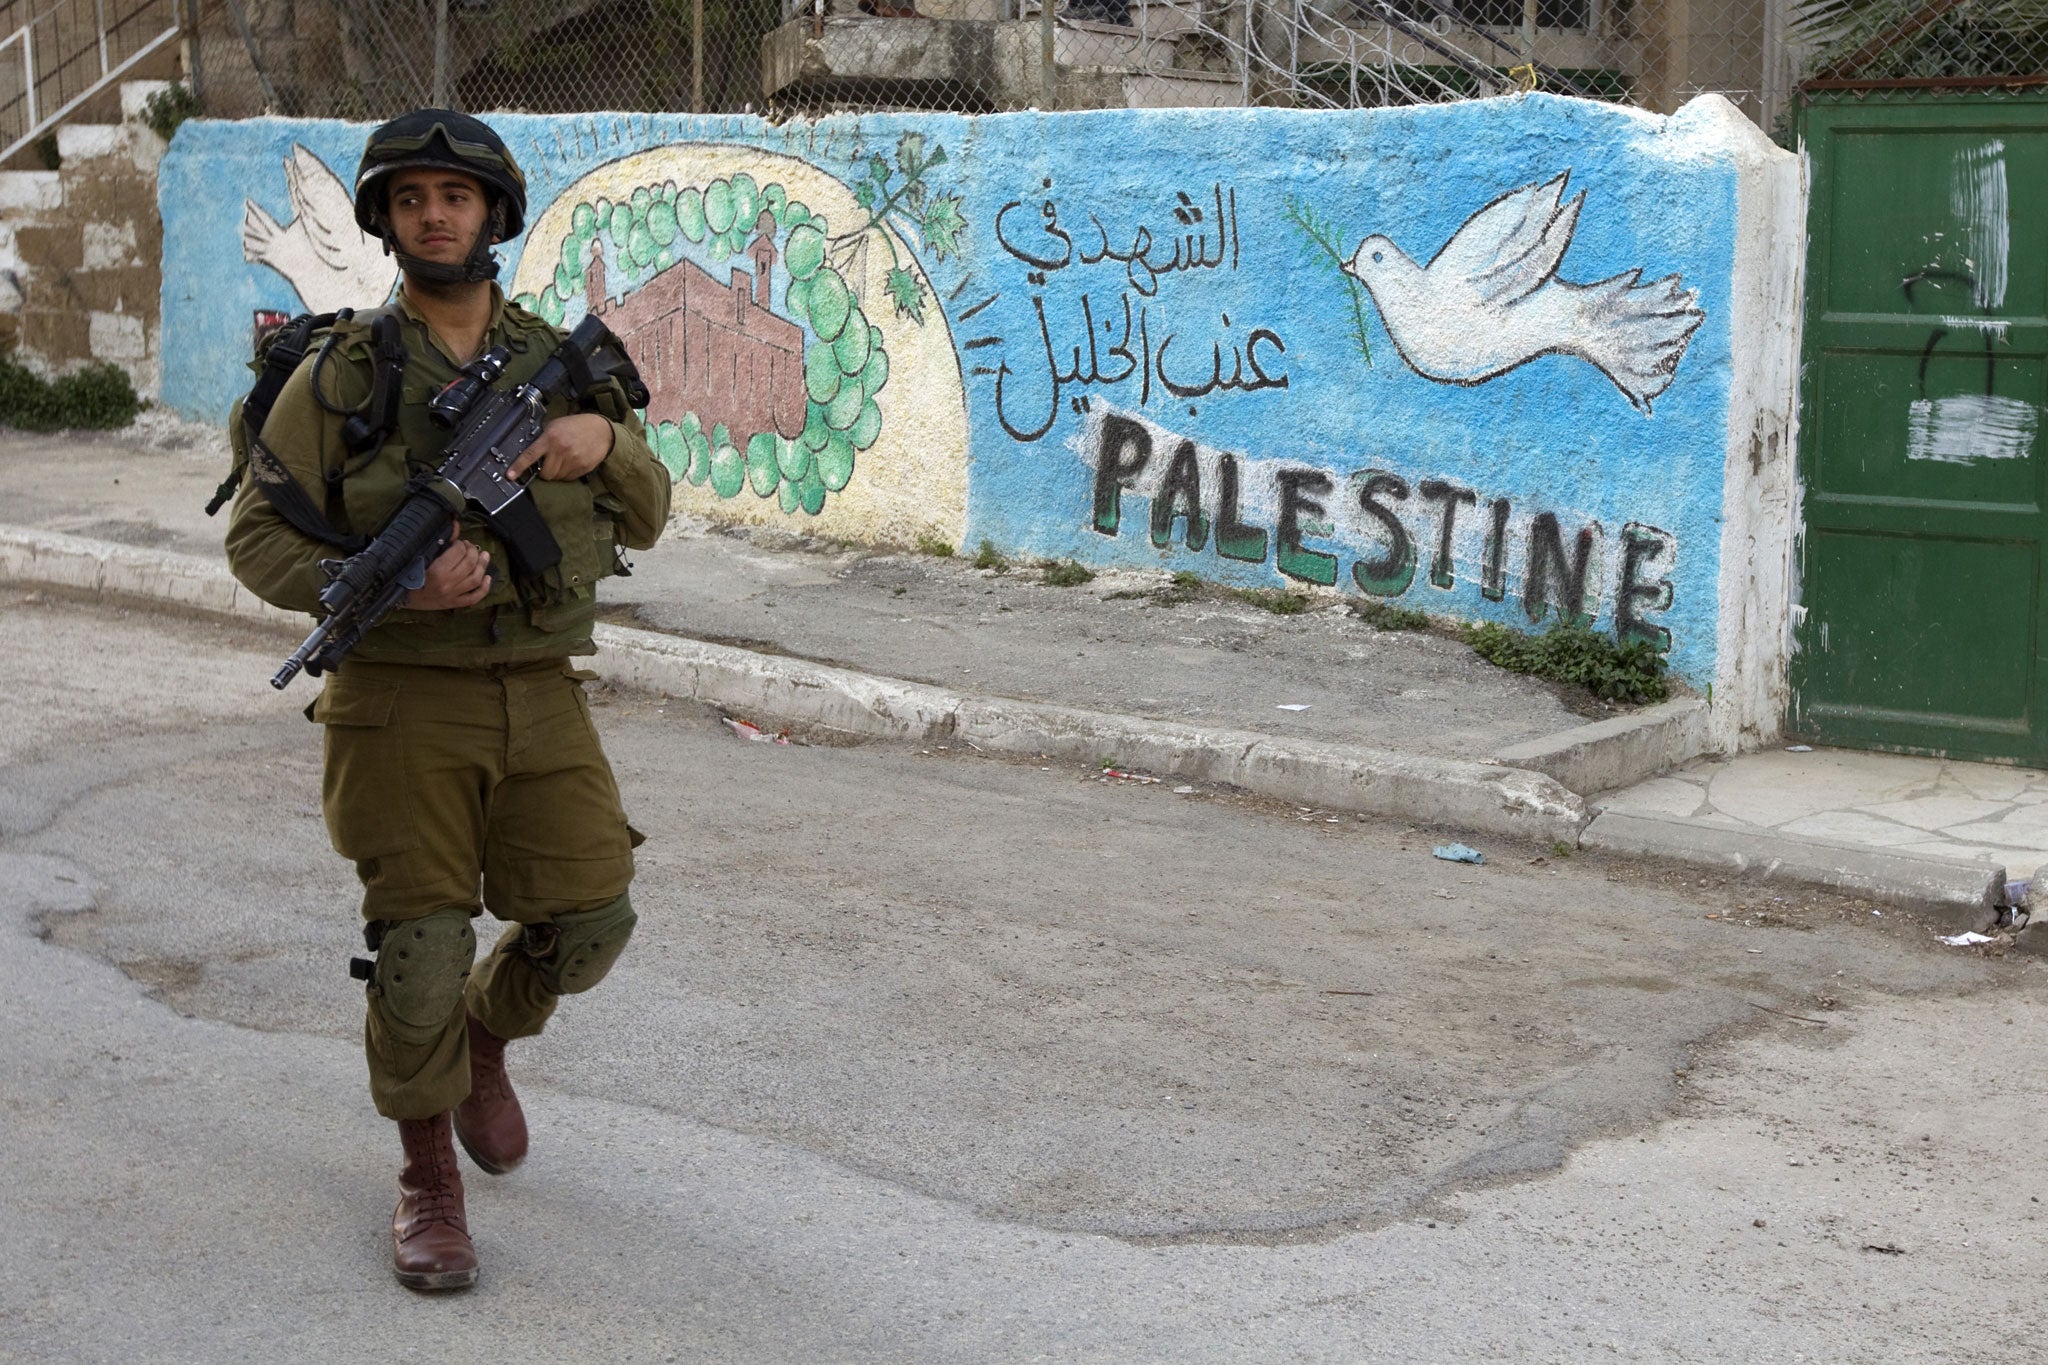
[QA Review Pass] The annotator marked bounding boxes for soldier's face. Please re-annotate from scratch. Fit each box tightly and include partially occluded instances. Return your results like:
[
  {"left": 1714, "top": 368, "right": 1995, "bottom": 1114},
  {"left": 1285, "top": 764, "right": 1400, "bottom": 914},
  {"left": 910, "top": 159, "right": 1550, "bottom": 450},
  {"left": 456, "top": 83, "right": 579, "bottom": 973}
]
[{"left": 386, "top": 168, "right": 492, "bottom": 265}]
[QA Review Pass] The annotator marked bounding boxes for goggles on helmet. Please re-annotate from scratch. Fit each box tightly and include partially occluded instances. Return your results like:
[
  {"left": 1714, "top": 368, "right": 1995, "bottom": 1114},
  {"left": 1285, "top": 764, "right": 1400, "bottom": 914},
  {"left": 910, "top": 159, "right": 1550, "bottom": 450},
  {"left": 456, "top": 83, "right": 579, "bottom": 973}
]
[{"left": 362, "top": 121, "right": 522, "bottom": 182}]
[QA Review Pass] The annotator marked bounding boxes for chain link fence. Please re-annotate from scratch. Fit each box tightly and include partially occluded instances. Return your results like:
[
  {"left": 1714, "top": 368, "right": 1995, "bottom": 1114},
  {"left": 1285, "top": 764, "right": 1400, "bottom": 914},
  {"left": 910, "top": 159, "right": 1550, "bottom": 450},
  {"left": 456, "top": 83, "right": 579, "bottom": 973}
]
[
  {"left": 183, "top": 0, "right": 787, "bottom": 119},
  {"left": 160, "top": 0, "right": 2048, "bottom": 140},
  {"left": 5, "top": 0, "right": 2045, "bottom": 163}
]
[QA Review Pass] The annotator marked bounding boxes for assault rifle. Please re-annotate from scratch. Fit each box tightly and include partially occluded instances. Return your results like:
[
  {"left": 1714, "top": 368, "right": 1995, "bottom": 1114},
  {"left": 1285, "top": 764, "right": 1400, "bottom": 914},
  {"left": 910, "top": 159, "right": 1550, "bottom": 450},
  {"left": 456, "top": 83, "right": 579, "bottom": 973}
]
[{"left": 269, "top": 314, "right": 648, "bottom": 690}]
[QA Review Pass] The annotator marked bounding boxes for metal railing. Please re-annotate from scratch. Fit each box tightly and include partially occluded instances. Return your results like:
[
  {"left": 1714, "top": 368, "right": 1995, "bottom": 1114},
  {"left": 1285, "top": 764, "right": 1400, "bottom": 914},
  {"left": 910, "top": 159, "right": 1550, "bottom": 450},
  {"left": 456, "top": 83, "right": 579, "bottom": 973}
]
[
  {"left": 0, "top": 0, "right": 180, "bottom": 163},
  {"left": 1184, "top": 0, "right": 1629, "bottom": 109},
  {"left": 750, "top": 0, "right": 1767, "bottom": 118}
]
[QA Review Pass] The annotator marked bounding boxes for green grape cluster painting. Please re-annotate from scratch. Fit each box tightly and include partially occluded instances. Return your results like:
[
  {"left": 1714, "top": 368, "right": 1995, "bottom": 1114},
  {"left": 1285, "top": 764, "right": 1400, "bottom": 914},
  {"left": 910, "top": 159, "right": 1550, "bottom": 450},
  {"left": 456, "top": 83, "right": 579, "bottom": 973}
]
[{"left": 511, "top": 144, "right": 954, "bottom": 520}]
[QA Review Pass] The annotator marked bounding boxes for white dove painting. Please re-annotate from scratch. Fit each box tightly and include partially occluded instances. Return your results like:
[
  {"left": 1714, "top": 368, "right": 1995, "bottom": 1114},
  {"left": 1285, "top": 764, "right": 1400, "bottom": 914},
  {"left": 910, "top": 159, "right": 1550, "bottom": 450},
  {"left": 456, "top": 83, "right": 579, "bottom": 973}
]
[
  {"left": 1343, "top": 173, "right": 1704, "bottom": 415},
  {"left": 241, "top": 145, "right": 400, "bottom": 315}
]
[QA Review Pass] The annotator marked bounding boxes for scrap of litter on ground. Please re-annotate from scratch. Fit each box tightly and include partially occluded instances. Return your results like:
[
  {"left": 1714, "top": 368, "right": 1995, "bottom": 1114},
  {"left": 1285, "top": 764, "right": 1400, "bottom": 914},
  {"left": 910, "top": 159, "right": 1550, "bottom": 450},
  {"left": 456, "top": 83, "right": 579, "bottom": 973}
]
[{"left": 722, "top": 717, "right": 790, "bottom": 745}]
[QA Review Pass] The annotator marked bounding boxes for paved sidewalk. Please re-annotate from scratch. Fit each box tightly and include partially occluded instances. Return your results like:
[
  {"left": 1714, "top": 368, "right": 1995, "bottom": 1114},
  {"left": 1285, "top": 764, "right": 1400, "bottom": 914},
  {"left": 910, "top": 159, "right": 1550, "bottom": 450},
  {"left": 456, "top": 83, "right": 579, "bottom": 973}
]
[
  {"left": 1601, "top": 746, "right": 2048, "bottom": 879},
  {"left": 0, "top": 421, "right": 1601, "bottom": 761},
  {"left": 3, "top": 418, "right": 2042, "bottom": 926},
  {"left": 0, "top": 422, "right": 1641, "bottom": 846}
]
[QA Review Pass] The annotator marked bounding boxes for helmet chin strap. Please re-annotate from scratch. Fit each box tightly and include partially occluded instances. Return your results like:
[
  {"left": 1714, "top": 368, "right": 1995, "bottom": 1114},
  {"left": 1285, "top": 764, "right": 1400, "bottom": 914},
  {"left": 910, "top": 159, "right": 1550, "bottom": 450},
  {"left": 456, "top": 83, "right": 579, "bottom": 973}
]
[{"left": 381, "top": 199, "right": 506, "bottom": 287}]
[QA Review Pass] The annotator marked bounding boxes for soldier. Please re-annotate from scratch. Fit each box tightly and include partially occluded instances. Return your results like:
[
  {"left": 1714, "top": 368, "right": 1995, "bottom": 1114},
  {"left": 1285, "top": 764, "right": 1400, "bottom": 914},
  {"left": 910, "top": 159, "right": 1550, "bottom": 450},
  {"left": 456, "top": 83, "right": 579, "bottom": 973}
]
[{"left": 225, "top": 110, "right": 671, "bottom": 1291}]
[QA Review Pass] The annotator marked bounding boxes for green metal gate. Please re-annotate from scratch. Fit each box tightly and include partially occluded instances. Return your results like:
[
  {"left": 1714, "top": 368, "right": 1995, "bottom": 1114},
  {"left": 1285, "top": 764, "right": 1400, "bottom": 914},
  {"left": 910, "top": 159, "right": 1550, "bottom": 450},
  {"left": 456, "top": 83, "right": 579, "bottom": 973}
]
[{"left": 1793, "top": 89, "right": 2048, "bottom": 766}]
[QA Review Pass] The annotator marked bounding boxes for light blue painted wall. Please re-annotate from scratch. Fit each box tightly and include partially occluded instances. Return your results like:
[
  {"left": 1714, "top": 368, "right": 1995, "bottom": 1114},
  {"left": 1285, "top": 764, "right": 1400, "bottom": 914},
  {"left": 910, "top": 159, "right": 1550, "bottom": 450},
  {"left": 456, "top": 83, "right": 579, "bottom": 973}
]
[{"left": 160, "top": 98, "right": 1749, "bottom": 687}]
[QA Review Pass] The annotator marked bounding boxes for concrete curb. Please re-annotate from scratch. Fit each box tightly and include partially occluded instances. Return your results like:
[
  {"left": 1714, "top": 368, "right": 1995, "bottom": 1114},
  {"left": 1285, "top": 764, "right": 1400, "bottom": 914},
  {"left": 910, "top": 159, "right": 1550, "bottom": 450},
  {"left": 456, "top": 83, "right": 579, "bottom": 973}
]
[
  {"left": 595, "top": 627, "right": 1590, "bottom": 844},
  {"left": 1494, "top": 696, "right": 1711, "bottom": 796},
  {"left": 0, "top": 526, "right": 301, "bottom": 630},
  {"left": 1580, "top": 809, "right": 2004, "bottom": 928},
  {"left": 2, "top": 526, "right": 1591, "bottom": 845}
]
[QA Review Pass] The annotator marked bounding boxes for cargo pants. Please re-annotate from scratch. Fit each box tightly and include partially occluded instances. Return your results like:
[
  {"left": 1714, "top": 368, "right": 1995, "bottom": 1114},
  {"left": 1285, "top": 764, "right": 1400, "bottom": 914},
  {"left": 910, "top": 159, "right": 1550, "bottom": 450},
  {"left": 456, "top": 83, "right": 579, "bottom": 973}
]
[{"left": 312, "top": 658, "right": 640, "bottom": 1120}]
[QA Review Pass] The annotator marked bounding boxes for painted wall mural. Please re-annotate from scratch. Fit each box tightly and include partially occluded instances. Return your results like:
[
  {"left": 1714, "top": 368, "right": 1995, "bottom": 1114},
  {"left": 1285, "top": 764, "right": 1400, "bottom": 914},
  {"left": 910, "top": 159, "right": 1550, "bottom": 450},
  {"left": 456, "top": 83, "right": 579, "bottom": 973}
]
[
  {"left": 1341, "top": 172, "right": 1704, "bottom": 413},
  {"left": 161, "top": 97, "right": 1792, "bottom": 692},
  {"left": 506, "top": 144, "right": 957, "bottom": 519},
  {"left": 239, "top": 145, "right": 399, "bottom": 315}
]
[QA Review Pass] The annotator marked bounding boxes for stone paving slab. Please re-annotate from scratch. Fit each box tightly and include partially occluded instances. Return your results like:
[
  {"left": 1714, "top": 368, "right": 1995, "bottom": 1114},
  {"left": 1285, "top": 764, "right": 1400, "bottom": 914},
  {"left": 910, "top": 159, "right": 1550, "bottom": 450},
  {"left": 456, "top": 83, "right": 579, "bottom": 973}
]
[
  {"left": 1579, "top": 809, "right": 2005, "bottom": 929},
  {"left": 1597, "top": 747, "right": 2048, "bottom": 881}
]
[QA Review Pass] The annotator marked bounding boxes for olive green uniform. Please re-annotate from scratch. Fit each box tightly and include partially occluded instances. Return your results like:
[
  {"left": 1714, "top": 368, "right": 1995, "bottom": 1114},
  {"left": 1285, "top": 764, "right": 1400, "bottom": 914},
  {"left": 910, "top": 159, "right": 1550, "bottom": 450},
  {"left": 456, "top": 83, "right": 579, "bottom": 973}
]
[{"left": 226, "top": 286, "right": 671, "bottom": 1120}]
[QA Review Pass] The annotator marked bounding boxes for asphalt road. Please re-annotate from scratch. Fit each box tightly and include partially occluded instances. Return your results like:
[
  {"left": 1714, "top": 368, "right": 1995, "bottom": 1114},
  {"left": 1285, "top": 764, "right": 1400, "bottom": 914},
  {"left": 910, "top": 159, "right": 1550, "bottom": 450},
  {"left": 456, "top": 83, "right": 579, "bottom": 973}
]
[{"left": 2, "top": 592, "right": 2044, "bottom": 1363}]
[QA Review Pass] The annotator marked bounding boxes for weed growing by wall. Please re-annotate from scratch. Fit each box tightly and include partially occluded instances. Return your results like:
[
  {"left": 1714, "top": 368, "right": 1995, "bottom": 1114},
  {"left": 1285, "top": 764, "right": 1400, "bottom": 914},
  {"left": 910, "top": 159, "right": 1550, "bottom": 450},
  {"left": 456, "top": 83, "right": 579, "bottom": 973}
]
[
  {"left": 1464, "top": 619, "right": 1669, "bottom": 703},
  {"left": 0, "top": 354, "right": 139, "bottom": 431},
  {"left": 143, "top": 84, "right": 204, "bottom": 144},
  {"left": 1042, "top": 560, "right": 1095, "bottom": 587},
  {"left": 1355, "top": 601, "right": 1430, "bottom": 630},
  {"left": 1235, "top": 587, "right": 1310, "bottom": 615}
]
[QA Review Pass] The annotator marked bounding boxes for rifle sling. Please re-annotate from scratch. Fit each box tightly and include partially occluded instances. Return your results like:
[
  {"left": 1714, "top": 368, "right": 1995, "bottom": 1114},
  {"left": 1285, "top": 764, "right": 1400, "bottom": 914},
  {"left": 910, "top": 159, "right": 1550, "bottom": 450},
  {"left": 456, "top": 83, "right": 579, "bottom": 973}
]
[
  {"left": 247, "top": 434, "right": 370, "bottom": 553},
  {"left": 482, "top": 490, "right": 563, "bottom": 584}
]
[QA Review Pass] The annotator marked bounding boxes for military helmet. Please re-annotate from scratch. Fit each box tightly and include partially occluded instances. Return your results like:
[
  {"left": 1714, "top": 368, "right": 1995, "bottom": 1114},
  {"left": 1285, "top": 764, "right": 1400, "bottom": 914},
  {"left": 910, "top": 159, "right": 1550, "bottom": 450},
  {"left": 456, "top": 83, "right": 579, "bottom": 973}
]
[{"left": 353, "top": 109, "right": 528, "bottom": 239}]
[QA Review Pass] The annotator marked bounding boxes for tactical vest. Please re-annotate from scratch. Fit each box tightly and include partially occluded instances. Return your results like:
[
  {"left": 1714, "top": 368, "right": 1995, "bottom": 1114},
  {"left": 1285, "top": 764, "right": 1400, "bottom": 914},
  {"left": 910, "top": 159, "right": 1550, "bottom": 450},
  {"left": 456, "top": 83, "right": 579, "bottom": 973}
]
[{"left": 312, "top": 300, "right": 632, "bottom": 667}]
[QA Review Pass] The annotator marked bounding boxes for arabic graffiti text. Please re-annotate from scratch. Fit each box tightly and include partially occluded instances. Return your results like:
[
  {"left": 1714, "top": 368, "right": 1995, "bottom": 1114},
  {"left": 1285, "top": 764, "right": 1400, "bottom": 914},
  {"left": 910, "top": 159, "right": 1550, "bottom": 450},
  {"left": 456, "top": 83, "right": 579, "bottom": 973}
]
[{"left": 979, "top": 182, "right": 1285, "bottom": 443}]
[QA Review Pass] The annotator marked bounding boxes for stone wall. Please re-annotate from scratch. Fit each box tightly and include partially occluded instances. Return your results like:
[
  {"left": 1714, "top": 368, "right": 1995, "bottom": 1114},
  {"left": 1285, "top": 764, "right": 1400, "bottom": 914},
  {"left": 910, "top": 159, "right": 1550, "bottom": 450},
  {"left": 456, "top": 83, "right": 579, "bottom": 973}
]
[{"left": 0, "top": 82, "right": 170, "bottom": 398}]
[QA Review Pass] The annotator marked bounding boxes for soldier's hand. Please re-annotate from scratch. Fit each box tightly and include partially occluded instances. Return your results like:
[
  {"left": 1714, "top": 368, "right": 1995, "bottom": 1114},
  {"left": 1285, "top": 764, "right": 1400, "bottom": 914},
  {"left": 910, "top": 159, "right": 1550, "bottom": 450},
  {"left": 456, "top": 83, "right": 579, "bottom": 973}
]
[
  {"left": 405, "top": 524, "right": 492, "bottom": 611},
  {"left": 512, "top": 412, "right": 614, "bottom": 482}
]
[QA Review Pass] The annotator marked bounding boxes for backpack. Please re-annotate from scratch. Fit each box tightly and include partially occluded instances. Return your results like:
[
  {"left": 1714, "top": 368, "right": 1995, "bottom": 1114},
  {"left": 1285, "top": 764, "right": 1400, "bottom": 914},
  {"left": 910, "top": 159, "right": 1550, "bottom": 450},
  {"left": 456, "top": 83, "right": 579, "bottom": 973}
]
[{"left": 205, "top": 308, "right": 406, "bottom": 549}]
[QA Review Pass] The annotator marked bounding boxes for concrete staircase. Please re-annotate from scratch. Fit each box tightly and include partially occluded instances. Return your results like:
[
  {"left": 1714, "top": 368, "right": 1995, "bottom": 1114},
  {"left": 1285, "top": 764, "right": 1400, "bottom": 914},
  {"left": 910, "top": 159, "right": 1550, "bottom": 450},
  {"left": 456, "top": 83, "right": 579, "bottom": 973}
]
[
  {"left": 759, "top": 3, "right": 1253, "bottom": 111},
  {"left": 758, "top": 0, "right": 1573, "bottom": 111},
  {"left": 1030, "top": 6, "right": 1250, "bottom": 108},
  {"left": 1, "top": 0, "right": 183, "bottom": 166}
]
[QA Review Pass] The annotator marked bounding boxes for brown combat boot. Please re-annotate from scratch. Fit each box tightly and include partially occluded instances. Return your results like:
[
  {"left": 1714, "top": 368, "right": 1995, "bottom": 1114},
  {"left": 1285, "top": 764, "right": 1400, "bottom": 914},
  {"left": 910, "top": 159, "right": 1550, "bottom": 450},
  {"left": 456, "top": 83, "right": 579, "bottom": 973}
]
[
  {"left": 453, "top": 1013, "right": 528, "bottom": 1174},
  {"left": 392, "top": 1113, "right": 478, "bottom": 1291}
]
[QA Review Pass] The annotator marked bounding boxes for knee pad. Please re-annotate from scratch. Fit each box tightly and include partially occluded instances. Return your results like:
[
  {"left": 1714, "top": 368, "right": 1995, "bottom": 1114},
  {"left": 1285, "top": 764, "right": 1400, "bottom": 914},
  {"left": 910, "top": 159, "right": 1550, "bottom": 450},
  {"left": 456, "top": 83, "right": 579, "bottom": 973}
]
[
  {"left": 372, "top": 907, "right": 477, "bottom": 1031},
  {"left": 523, "top": 894, "right": 635, "bottom": 995}
]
